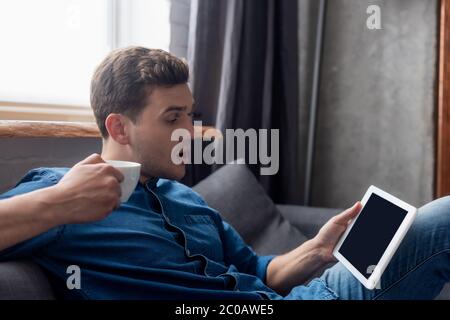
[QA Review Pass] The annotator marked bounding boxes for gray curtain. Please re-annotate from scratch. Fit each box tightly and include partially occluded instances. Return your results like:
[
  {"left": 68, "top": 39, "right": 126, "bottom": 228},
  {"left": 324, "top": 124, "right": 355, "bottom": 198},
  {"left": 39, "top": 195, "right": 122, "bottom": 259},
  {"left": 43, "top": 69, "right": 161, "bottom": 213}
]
[{"left": 184, "top": 0, "right": 304, "bottom": 204}]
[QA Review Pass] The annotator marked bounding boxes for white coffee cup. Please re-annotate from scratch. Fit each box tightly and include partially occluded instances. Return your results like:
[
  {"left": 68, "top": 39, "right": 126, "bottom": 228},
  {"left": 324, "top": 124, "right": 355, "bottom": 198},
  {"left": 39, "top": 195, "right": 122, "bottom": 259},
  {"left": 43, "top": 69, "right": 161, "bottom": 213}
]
[{"left": 105, "top": 160, "right": 141, "bottom": 202}]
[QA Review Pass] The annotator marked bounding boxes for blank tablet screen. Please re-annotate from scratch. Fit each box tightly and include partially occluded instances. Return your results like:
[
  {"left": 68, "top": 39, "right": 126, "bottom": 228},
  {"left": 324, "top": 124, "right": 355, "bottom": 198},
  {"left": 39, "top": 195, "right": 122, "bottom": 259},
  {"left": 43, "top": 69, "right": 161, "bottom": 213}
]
[{"left": 338, "top": 193, "right": 408, "bottom": 278}]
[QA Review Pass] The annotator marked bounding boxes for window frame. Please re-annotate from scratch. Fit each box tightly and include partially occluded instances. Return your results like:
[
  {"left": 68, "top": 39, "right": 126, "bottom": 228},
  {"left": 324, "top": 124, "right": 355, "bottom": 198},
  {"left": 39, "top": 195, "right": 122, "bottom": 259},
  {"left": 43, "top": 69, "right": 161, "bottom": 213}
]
[{"left": 437, "top": 0, "right": 450, "bottom": 197}]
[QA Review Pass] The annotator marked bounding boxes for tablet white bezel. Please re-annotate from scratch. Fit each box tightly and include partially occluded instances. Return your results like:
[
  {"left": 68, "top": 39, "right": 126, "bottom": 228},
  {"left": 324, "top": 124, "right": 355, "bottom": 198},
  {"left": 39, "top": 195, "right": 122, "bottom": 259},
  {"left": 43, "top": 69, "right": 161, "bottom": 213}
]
[{"left": 332, "top": 185, "right": 417, "bottom": 290}]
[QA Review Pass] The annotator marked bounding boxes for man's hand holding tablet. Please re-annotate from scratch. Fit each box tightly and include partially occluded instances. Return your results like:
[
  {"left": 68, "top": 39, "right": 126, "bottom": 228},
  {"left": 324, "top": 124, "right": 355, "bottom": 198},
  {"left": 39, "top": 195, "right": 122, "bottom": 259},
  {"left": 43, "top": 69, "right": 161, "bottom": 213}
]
[
  {"left": 327, "top": 185, "right": 418, "bottom": 290},
  {"left": 313, "top": 201, "right": 363, "bottom": 264}
]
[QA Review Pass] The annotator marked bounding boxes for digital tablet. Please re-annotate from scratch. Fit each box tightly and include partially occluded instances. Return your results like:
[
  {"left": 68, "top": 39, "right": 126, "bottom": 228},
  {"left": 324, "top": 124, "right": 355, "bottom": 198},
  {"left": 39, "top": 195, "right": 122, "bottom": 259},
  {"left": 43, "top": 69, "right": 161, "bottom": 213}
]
[{"left": 332, "top": 185, "right": 417, "bottom": 290}]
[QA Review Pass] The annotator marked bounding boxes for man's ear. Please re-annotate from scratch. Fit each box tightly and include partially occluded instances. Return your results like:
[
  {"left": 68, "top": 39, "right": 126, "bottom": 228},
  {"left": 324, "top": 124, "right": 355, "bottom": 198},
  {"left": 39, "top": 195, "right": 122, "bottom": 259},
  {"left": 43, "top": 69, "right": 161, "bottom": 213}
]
[{"left": 104, "top": 113, "right": 131, "bottom": 145}]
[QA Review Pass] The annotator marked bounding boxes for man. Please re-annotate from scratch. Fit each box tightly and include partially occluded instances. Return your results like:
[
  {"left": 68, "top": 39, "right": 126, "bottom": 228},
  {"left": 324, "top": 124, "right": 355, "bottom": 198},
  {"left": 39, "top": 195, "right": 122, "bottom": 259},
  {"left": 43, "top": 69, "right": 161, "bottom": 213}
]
[{"left": 0, "top": 47, "right": 448, "bottom": 299}]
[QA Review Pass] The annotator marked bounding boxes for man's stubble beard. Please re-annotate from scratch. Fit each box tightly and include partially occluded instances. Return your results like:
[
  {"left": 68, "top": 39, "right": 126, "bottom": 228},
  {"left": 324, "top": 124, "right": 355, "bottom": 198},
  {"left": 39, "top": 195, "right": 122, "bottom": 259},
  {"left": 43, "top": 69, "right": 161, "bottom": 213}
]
[{"left": 133, "top": 141, "right": 177, "bottom": 181}]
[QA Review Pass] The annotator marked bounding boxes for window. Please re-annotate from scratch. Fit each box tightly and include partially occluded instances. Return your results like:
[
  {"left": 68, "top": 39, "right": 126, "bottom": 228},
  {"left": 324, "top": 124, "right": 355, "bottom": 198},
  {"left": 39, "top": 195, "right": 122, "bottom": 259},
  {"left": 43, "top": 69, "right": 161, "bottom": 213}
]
[{"left": 0, "top": 0, "right": 172, "bottom": 121}]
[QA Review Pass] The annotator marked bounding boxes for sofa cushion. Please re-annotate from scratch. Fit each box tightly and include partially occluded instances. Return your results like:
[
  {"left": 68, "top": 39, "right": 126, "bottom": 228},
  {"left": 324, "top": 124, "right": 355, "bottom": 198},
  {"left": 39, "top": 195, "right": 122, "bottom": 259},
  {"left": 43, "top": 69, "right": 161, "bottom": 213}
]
[
  {"left": 192, "top": 163, "right": 308, "bottom": 255},
  {"left": 0, "top": 260, "right": 54, "bottom": 300}
]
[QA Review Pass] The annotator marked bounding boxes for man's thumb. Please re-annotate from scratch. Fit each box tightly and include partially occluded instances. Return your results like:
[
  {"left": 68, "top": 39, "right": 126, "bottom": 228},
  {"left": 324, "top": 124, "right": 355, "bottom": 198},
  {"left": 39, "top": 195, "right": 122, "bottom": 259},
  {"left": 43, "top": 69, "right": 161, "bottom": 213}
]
[{"left": 334, "top": 201, "right": 362, "bottom": 225}]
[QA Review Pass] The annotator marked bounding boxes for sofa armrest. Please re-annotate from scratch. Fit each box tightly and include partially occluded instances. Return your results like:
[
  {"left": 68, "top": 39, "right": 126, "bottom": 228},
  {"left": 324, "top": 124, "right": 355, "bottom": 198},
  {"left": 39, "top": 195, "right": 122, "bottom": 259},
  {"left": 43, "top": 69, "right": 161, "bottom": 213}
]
[{"left": 276, "top": 204, "right": 342, "bottom": 239}]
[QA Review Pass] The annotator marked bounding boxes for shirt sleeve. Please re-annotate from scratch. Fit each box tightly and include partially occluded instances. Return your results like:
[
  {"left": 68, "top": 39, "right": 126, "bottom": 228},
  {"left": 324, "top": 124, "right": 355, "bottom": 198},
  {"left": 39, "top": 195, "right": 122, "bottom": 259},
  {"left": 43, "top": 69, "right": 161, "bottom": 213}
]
[
  {"left": 0, "top": 168, "right": 65, "bottom": 261},
  {"left": 219, "top": 219, "right": 275, "bottom": 284}
]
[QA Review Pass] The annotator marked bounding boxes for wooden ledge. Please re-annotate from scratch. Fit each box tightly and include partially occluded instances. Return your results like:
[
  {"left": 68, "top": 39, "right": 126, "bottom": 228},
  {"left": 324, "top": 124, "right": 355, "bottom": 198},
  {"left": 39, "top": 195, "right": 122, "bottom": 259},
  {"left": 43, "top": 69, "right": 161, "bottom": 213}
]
[
  {"left": 0, "top": 121, "right": 100, "bottom": 138},
  {"left": 0, "top": 120, "right": 221, "bottom": 139}
]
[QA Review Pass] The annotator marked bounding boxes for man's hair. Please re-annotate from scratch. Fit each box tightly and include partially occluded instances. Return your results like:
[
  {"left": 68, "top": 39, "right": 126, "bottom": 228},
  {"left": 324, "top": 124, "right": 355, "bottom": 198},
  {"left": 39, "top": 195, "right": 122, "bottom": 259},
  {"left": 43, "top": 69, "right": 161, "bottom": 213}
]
[{"left": 90, "top": 46, "right": 189, "bottom": 138}]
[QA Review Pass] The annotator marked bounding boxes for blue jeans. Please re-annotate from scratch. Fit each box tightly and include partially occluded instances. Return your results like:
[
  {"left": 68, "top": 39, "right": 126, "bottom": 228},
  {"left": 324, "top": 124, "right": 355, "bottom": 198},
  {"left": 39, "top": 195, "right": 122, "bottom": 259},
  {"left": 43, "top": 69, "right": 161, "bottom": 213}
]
[{"left": 319, "top": 196, "right": 450, "bottom": 300}]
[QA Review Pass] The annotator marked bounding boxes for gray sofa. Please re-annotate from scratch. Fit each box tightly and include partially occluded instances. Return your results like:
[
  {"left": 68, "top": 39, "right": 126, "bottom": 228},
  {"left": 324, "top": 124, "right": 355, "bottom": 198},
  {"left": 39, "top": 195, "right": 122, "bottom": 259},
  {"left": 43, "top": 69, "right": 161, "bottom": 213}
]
[{"left": 0, "top": 163, "right": 448, "bottom": 299}]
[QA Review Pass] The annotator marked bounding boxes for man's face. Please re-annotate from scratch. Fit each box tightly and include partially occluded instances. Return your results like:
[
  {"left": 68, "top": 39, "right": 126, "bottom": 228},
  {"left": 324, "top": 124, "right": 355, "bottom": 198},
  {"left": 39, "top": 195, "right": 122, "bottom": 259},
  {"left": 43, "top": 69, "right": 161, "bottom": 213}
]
[{"left": 127, "top": 83, "right": 195, "bottom": 180}]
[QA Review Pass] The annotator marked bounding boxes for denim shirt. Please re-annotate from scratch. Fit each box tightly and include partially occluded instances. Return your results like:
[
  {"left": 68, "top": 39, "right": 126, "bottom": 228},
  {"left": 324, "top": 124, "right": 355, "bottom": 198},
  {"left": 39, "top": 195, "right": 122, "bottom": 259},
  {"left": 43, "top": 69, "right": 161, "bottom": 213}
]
[{"left": 0, "top": 168, "right": 337, "bottom": 300}]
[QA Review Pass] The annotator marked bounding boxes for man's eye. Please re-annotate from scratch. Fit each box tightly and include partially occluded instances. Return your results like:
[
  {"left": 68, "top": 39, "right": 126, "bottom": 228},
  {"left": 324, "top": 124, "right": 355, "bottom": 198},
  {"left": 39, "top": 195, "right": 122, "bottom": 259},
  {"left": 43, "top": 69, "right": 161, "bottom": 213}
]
[{"left": 167, "top": 112, "right": 181, "bottom": 123}]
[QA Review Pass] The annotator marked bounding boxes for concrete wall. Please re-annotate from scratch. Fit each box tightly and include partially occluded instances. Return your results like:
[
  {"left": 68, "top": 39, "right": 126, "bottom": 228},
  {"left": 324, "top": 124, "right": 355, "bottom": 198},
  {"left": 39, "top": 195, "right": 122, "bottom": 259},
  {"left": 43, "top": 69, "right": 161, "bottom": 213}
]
[
  {"left": 0, "top": 138, "right": 101, "bottom": 193},
  {"left": 310, "top": 0, "right": 437, "bottom": 208}
]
